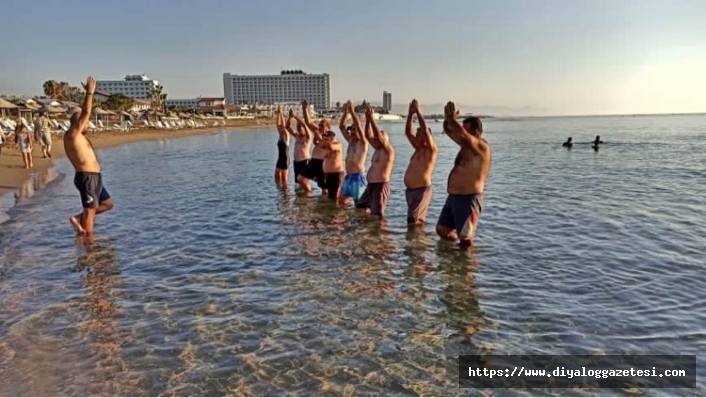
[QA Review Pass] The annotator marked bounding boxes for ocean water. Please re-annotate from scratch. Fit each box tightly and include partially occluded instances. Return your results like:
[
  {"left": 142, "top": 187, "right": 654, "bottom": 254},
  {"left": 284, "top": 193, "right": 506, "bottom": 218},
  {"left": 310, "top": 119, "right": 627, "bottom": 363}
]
[{"left": 0, "top": 115, "right": 705, "bottom": 396}]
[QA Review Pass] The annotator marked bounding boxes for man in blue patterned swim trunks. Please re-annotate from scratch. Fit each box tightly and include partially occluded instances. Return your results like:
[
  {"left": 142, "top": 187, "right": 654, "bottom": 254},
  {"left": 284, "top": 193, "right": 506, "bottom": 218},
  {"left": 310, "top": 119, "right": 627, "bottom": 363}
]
[{"left": 338, "top": 101, "right": 368, "bottom": 204}]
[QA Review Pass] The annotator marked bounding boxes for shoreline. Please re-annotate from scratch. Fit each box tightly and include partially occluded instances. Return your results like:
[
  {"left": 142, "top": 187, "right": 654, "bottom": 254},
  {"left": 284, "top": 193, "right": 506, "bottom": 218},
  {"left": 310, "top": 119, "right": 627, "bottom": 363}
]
[{"left": 0, "top": 119, "right": 275, "bottom": 197}]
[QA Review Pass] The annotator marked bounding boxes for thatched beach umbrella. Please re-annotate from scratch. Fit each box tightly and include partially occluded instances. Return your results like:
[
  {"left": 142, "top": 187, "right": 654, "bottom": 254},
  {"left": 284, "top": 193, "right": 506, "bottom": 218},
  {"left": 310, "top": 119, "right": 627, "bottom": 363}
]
[
  {"left": 0, "top": 97, "right": 19, "bottom": 119},
  {"left": 39, "top": 104, "right": 65, "bottom": 114}
]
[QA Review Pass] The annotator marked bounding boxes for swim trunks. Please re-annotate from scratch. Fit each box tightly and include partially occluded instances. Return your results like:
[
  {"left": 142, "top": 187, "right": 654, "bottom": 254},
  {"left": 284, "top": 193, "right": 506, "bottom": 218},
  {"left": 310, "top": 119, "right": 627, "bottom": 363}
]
[
  {"left": 324, "top": 172, "right": 344, "bottom": 200},
  {"left": 406, "top": 186, "right": 432, "bottom": 224},
  {"left": 437, "top": 193, "right": 484, "bottom": 241},
  {"left": 340, "top": 173, "right": 367, "bottom": 202},
  {"left": 276, "top": 138, "right": 289, "bottom": 170},
  {"left": 301, "top": 158, "right": 326, "bottom": 188},
  {"left": 74, "top": 172, "right": 111, "bottom": 209},
  {"left": 355, "top": 182, "right": 390, "bottom": 216},
  {"left": 293, "top": 159, "right": 309, "bottom": 179}
]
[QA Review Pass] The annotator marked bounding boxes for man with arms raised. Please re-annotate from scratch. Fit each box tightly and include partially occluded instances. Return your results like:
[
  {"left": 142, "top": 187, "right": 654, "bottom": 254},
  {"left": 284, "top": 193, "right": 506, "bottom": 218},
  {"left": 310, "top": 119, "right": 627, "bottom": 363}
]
[
  {"left": 297, "top": 100, "right": 329, "bottom": 194},
  {"left": 338, "top": 101, "right": 368, "bottom": 204},
  {"left": 285, "top": 109, "right": 312, "bottom": 189},
  {"left": 316, "top": 129, "right": 345, "bottom": 201},
  {"left": 66, "top": 76, "right": 115, "bottom": 236},
  {"left": 404, "top": 99, "right": 437, "bottom": 226},
  {"left": 436, "top": 101, "right": 491, "bottom": 249},
  {"left": 355, "top": 106, "right": 395, "bottom": 217}
]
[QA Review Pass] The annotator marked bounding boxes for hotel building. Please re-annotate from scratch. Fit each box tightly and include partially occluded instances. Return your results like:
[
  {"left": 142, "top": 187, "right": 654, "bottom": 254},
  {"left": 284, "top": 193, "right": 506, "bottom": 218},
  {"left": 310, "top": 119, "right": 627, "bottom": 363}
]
[
  {"left": 223, "top": 70, "right": 330, "bottom": 110},
  {"left": 96, "top": 74, "right": 160, "bottom": 100},
  {"left": 383, "top": 91, "right": 392, "bottom": 112}
]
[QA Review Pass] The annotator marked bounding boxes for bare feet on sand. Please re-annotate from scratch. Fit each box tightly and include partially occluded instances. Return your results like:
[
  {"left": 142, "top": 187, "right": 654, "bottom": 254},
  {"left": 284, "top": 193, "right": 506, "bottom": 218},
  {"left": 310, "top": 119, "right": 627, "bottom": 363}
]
[{"left": 70, "top": 215, "right": 86, "bottom": 236}]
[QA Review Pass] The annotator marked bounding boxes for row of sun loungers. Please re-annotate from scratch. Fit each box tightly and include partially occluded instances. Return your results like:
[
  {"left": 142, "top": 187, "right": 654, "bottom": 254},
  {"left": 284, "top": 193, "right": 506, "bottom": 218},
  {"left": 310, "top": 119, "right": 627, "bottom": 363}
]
[{"left": 1, "top": 118, "right": 228, "bottom": 140}]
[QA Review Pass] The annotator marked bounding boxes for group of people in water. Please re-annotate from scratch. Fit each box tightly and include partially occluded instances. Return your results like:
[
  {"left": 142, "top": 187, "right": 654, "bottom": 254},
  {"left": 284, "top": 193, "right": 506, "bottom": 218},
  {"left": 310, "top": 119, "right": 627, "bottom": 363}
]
[
  {"left": 563, "top": 135, "right": 605, "bottom": 151},
  {"left": 34, "top": 74, "right": 489, "bottom": 249},
  {"left": 274, "top": 99, "right": 491, "bottom": 249}
]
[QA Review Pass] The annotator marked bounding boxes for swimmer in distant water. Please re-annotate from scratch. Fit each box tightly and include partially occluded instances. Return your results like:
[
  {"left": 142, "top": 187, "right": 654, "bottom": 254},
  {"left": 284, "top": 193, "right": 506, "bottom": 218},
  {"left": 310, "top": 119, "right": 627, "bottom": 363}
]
[
  {"left": 592, "top": 135, "right": 604, "bottom": 151},
  {"left": 562, "top": 137, "right": 573, "bottom": 148},
  {"left": 274, "top": 105, "right": 290, "bottom": 185}
]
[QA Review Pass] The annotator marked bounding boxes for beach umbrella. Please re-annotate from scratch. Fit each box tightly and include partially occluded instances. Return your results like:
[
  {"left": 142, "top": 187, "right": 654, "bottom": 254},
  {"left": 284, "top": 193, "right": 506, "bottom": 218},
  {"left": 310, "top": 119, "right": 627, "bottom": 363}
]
[
  {"left": 0, "top": 98, "right": 18, "bottom": 119},
  {"left": 39, "top": 104, "right": 65, "bottom": 114}
]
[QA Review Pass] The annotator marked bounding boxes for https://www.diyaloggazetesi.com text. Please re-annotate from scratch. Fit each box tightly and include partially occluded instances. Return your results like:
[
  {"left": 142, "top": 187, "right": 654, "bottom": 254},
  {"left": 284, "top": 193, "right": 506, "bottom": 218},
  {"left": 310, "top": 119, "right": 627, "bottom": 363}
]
[{"left": 458, "top": 355, "right": 696, "bottom": 389}]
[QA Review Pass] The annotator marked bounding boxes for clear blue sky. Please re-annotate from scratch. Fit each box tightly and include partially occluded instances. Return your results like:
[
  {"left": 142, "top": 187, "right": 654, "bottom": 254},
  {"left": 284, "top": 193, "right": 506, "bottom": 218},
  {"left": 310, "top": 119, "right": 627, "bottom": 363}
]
[{"left": 2, "top": 0, "right": 705, "bottom": 115}]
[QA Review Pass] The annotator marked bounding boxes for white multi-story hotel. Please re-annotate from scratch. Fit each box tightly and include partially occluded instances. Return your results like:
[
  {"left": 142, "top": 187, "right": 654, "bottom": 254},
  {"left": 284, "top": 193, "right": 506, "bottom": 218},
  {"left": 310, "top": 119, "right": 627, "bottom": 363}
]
[
  {"left": 223, "top": 70, "right": 330, "bottom": 110},
  {"left": 96, "top": 74, "right": 160, "bottom": 100}
]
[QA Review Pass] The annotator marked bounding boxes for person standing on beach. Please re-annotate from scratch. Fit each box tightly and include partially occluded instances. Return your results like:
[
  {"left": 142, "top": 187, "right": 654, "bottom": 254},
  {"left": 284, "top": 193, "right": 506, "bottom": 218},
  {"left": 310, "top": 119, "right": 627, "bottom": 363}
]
[
  {"left": 339, "top": 101, "right": 369, "bottom": 205},
  {"left": 65, "top": 76, "right": 115, "bottom": 236},
  {"left": 436, "top": 101, "right": 491, "bottom": 249},
  {"left": 297, "top": 100, "right": 329, "bottom": 194},
  {"left": 274, "top": 105, "right": 290, "bottom": 185},
  {"left": 404, "top": 99, "right": 437, "bottom": 226},
  {"left": 14, "top": 123, "right": 34, "bottom": 169},
  {"left": 34, "top": 111, "right": 53, "bottom": 158},
  {"left": 285, "top": 108, "right": 312, "bottom": 189},
  {"left": 355, "top": 106, "right": 395, "bottom": 217}
]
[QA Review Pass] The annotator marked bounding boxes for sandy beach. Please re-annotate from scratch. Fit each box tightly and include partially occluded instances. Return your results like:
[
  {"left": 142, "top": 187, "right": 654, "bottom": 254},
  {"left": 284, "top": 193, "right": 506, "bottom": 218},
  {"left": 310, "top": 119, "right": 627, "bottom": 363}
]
[{"left": 0, "top": 119, "right": 275, "bottom": 197}]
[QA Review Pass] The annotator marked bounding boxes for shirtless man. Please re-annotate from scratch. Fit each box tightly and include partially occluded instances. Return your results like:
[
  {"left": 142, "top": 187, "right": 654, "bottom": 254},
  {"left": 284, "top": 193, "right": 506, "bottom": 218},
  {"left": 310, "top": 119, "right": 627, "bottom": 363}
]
[
  {"left": 404, "top": 99, "right": 437, "bottom": 226},
  {"left": 65, "top": 76, "right": 115, "bottom": 236},
  {"left": 355, "top": 106, "right": 395, "bottom": 217},
  {"left": 436, "top": 101, "right": 491, "bottom": 249},
  {"left": 285, "top": 109, "right": 312, "bottom": 189},
  {"left": 316, "top": 129, "right": 345, "bottom": 201},
  {"left": 338, "top": 101, "right": 368, "bottom": 204},
  {"left": 297, "top": 100, "right": 329, "bottom": 194}
]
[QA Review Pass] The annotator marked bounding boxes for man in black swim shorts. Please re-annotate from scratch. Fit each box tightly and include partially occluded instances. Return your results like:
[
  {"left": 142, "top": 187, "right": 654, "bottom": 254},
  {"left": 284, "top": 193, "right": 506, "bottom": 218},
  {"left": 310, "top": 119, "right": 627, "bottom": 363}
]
[
  {"left": 64, "top": 76, "right": 115, "bottom": 236},
  {"left": 436, "top": 102, "right": 492, "bottom": 249}
]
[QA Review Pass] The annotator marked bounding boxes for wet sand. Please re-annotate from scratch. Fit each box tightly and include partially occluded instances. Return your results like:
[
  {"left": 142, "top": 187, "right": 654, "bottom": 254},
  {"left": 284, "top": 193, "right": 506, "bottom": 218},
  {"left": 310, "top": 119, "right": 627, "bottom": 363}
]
[{"left": 0, "top": 119, "right": 274, "bottom": 197}]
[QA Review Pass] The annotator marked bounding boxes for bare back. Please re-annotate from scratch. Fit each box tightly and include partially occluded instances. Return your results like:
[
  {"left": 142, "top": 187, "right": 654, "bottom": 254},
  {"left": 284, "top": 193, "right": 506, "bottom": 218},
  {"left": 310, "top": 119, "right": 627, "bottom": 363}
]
[
  {"left": 293, "top": 134, "right": 312, "bottom": 161},
  {"left": 367, "top": 146, "right": 395, "bottom": 184},
  {"left": 447, "top": 140, "right": 491, "bottom": 195},
  {"left": 64, "top": 133, "right": 101, "bottom": 173},
  {"left": 345, "top": 137, "right": 368, "bottom": 175},
  {"left": 323, "top": 142, "right": 344, "bottom": 173},
  {"left": 404, "top": 146, "right": 437, "bottom": 189}
]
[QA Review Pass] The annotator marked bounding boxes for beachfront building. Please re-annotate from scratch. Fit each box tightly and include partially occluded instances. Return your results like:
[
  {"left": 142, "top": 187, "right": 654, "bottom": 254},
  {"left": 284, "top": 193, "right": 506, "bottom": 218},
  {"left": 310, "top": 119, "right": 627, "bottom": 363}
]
[
  {"left": 223, "top": 70, "right": 330, "bottom": 110},
  {"left": 383, "top": 91, "right": 392, "bottom": 112},
  {"left": 96, "top": 74, "right": 160, "bottom": 100},
  {"left": 166, "top": 98, "right": 200, "bottom": 109}
]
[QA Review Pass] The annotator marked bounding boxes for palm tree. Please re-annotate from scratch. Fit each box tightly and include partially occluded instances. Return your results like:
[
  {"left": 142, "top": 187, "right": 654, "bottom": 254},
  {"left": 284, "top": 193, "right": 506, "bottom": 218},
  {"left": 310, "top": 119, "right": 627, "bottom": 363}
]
[{"left": 148, "top": 85, "right": 164, "bottom": 112}]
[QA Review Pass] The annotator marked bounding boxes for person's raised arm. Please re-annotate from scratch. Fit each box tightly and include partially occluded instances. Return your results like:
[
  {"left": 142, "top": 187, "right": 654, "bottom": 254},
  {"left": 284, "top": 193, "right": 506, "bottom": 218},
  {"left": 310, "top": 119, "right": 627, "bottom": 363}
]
[
  {"left": 67, "top": 76, "right": 96, "bottom": 138},
  {"left": 301, "top": 100, "right": 319, "bottom": 132},
  {"left": 338, "top": 105, "right": 351, "bottom": 142},
  {"left": 443, "top": 101, "right": 486, "bottom": 155},
  {"left": 347, "top": 101, "right": 365, "bottom": 141},
  {"left": 367, "top": 106, "right": 391, "bottom": 152},
  {"left": 364, "top": 107, "right": 374, "bottom": 142},
  {"left": 405, "top": 100, "right": 417, "bottom": 148},
  {"left": 285, "top": 109, "right": 298, "bottom": 137},
  {"left": 414, "top": 100, "right": 435, "bottom": 150}
]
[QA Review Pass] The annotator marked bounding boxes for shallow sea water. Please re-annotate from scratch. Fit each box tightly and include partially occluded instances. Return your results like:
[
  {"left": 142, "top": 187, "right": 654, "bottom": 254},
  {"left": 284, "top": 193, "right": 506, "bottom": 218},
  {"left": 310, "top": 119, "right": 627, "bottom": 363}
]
[{"left": 0, "top": 115, "right": 705, "bottom": 396}]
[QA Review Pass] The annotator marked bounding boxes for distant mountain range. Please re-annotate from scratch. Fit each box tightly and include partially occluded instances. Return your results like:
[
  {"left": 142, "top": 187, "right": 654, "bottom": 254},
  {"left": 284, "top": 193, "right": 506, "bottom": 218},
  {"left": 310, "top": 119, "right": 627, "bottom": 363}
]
[{"left": 355, "top": 101, "right": 550, "bottom": 117}]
